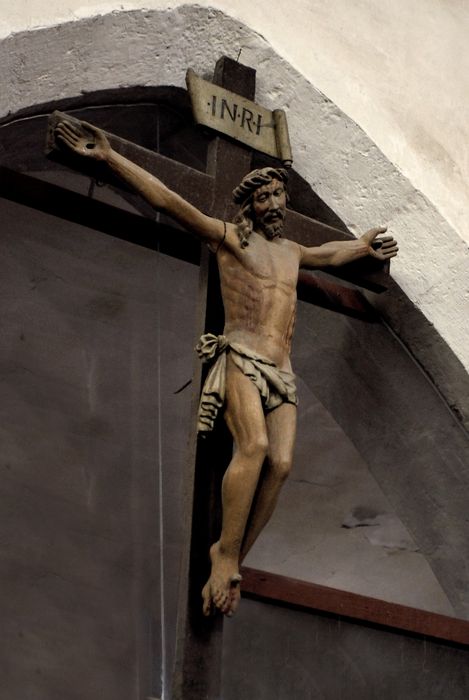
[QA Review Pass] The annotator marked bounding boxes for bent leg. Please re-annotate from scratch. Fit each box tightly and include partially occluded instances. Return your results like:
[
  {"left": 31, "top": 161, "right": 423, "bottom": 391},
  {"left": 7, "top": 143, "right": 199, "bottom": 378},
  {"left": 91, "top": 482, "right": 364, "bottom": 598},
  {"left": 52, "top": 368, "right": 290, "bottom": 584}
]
[
  {"left": 239, "top": 401, "right": 297, "bottom": 563},
  {"left": 202, "top": 356, "right": 268, "bottom": 616}
]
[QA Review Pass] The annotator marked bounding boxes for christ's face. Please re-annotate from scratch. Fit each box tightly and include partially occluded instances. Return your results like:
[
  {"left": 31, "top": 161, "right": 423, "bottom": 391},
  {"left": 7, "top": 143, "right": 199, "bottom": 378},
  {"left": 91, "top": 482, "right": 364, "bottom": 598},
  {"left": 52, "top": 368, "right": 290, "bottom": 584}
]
[{"left": 252, "top": 178, "right": 286, "bottom": 240}]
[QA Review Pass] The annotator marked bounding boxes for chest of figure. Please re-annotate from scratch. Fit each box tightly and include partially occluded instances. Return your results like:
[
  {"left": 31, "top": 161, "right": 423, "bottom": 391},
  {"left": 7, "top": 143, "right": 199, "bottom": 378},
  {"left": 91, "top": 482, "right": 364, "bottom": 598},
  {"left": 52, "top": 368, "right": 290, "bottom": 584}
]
[{"left": 221, "top": 237, "right": 299, "bottom": 291}]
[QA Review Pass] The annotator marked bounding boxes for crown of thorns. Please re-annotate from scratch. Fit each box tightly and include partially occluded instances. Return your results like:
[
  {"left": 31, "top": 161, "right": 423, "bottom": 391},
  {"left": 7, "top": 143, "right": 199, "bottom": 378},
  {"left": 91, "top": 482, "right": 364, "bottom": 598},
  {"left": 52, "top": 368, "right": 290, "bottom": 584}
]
[{"left": 232, "top": 167, "right": 289, "bottom": 205}]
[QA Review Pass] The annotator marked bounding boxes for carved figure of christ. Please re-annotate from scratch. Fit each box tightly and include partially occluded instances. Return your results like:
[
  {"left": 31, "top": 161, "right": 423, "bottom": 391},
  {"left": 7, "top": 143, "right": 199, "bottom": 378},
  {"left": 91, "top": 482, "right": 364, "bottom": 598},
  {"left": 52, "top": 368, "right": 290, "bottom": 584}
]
[{"left": 55, "top": 120, "right": 398, "bottom": 618}]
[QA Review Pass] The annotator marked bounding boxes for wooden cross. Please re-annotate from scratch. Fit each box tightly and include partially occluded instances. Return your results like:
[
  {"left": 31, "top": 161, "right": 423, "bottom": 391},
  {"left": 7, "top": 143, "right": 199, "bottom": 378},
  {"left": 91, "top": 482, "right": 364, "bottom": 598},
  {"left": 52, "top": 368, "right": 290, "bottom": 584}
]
[{"left": 2, "top": 55, "right": 391, "bottom": 699}]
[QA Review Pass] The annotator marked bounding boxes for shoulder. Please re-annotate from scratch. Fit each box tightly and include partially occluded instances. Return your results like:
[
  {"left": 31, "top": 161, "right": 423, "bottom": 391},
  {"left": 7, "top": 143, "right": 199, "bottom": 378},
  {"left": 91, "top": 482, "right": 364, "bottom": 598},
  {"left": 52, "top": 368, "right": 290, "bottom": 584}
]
[{"left": 279, "top": 237, "right": 302, "bottom": 259}]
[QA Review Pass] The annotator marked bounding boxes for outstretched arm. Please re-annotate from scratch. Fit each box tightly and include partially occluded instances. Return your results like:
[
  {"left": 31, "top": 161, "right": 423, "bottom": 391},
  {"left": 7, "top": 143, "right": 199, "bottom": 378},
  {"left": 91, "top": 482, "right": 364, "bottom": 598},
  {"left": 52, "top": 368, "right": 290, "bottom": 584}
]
[
  {"left": 299, "top": 227, "right": 398, "bottom": 268},
  {"left": 55, "top": 119, "right": 225, "bottom": 247}
]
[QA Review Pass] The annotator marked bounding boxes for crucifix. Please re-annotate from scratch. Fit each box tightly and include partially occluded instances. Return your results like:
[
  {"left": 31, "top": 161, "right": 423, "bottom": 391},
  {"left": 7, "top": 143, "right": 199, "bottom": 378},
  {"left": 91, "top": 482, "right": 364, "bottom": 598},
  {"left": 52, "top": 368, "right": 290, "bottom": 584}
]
[{"left": 47, "top": 56, "right": 397, "bottom": 699}]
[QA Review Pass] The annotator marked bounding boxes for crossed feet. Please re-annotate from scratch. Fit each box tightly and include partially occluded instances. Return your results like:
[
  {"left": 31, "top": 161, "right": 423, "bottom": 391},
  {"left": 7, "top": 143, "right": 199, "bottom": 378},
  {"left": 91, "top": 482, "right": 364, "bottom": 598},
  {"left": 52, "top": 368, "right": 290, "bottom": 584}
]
[{"left": 202, "top": 541, "right": 242, "bottom": 617}]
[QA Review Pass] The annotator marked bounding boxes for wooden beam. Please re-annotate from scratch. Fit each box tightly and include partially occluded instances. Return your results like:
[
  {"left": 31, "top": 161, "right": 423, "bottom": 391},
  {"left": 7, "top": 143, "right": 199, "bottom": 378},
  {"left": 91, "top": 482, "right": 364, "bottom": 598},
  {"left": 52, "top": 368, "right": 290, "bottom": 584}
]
[
  {"left": 286, "top": 208, "right": 391, "bottom": 293},
  {"left": 241, "top": 567, "right": 469, "bottom": 647},
  {"left": 45, "top": 109, "right": 390, "bottom": 292},
  {"left": 46, "top": 112, "right": 215, "bottom": 212},
  {"left": 285, "top": 208, "right": 355, "bottom": 246},
  {"left": 106, "top": 134, "right": 215, "bottom": 212},
  {"left": 172, "top": 56, "right": 256, "bottom": 700},
  {"left": 0, "top": 168, "right": 380, "bottom": 320},
  {"left": 297, "top": 270, "right": 377, "bottom": 321},
  {"left": 171, "top": 249, "right": 228, "bottom": 700}
]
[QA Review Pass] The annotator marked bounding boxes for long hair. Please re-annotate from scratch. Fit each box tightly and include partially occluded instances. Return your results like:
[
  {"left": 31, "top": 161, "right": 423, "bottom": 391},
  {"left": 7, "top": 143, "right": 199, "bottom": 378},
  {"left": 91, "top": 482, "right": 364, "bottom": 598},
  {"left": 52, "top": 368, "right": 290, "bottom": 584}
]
[{"left": 232, "top": 167, "right": 289, "bottom": 247}]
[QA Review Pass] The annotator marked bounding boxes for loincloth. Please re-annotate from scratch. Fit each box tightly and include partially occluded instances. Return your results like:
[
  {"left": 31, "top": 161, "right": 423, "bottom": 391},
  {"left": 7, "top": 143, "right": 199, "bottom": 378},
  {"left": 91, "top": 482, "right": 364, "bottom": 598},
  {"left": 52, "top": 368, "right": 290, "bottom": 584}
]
[{"left": 196, "top": 333, "right": 298, "bottom": 434}]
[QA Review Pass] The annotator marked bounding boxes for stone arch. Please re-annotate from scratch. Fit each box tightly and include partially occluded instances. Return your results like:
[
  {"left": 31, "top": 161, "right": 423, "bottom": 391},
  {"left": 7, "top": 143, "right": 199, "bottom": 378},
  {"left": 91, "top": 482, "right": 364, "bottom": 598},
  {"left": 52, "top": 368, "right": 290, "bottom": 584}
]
[{"left": 2, "top": 4, "right": 468, "bottom": 428}]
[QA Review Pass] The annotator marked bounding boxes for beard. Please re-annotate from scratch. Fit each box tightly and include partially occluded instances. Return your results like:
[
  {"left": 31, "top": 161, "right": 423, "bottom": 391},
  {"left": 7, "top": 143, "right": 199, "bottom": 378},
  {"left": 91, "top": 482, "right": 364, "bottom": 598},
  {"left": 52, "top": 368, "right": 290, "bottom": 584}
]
[{"left": 257, "top": 213, "right": 285, "bottom": 240}]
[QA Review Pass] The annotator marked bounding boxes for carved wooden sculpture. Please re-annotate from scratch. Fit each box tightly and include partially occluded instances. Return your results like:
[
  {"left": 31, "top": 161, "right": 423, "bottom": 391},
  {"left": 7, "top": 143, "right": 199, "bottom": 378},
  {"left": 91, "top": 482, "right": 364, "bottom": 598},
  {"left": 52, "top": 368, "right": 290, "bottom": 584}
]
[{"left": 55, "top": 118, "right": 398, "bottom": 618}]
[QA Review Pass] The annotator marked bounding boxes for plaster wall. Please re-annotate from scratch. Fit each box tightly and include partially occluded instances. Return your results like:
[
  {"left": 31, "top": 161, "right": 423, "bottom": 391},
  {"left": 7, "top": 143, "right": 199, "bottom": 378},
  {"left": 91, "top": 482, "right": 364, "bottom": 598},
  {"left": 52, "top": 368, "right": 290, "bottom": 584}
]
[{"left": 2, "top": 3, "right": 469, "bottom": 376}]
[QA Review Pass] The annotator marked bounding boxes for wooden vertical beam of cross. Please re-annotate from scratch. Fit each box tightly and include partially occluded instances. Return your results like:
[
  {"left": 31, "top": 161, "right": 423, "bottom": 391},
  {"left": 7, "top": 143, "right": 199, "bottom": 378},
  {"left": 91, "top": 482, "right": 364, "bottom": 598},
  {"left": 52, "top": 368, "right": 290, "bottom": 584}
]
[{"left": 171, "top": 56, "right": 256, "bottom": 700}]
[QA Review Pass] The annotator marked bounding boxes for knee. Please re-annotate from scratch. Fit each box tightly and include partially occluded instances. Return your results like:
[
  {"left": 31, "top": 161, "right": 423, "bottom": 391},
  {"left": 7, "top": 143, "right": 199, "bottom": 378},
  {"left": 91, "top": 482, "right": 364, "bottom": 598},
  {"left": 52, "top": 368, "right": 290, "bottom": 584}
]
[
  {"left": 238, "top": 434, "right": 269, "bottom": 462},
  {"left": 269, "top": 456, "right": 292, "bottom": 483}
]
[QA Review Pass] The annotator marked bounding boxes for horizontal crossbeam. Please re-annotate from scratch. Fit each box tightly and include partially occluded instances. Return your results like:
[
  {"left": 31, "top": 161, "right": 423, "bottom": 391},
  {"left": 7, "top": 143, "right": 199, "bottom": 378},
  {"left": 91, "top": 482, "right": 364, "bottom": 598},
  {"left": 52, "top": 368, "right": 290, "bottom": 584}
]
[
  {"left": 45, "top": 115, "right": 391, "bottom": 292},
  {"left": 45, "top": 115, "right": 216, "bottom": 213},
  {"left": 1, "top": 168, "right": 380, "bottom": 319},
  {"left": 285, "top": 209, "right": 390, "bottom": 293}
]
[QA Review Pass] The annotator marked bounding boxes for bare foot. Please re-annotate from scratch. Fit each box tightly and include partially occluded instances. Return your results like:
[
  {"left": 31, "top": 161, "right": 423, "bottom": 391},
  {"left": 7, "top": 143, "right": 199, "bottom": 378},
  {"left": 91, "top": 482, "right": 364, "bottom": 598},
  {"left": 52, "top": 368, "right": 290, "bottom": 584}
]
[{"left": 202, "top": 542, "right": 242, "bottom": 617}]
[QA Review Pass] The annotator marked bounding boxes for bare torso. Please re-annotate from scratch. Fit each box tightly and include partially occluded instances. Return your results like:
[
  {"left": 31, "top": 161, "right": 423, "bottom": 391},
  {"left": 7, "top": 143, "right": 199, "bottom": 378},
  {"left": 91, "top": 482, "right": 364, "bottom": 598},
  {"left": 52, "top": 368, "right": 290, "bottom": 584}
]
[{"left": 217, "top": 229, "right": 301, "bottom": 371}]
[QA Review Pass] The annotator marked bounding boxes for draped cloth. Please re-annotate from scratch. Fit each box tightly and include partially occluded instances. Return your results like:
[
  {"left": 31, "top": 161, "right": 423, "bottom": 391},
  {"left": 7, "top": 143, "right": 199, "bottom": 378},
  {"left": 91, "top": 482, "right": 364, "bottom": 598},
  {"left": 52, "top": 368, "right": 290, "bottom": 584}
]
[{"left": 196, "top": 333, "right": 298, "bottom": 434}]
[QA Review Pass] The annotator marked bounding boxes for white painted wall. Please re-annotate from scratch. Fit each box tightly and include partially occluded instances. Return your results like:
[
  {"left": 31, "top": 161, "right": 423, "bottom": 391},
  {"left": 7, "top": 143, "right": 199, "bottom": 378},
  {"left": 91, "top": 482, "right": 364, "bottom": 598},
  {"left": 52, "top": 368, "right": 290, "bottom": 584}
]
[{"left": 2, "top": 1, "right": 469, "bottom": 375}]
